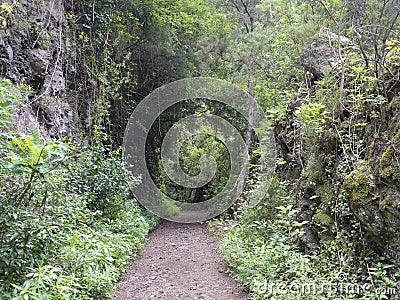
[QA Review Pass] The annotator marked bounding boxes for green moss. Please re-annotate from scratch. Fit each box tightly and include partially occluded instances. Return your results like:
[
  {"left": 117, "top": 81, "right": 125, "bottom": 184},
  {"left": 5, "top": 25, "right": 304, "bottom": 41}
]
[
  {"left": 379, "top": 196, "right": 389, "bottom": 211},
  {"left": 389, "top": 96, "right": 400, "bottom": 111},
  {"left": 380, "top": 146, "right": 394, "bottom": 166},
  {"left": 379, "top": 190, "right": 400, "bottom": 211},
  {"left": 346, "top": 169, "right": 370, "bottom": 189},
  {"left": 315, "top": 184, "right": 334, "bottom": 205},
  {"left": 392, "top": 170, "right": 400, "bottom": 181},
  {"left": 301, "top": 152, "right": 325, "bottom": 181},
  {"left": 365, "top": 140, "right": 375, "bottom": 160},
  {"left": 344, "top": 168, "right": 373, "bottom": 205},
  {"left": 314, "top": 211, "right": 334, "bottom": 227},
  {"left": 380, "top": 166, "right": 395, "bottom": 179},
  {"left": 350, "top": 191, "right": 371, "bottom": 204}
]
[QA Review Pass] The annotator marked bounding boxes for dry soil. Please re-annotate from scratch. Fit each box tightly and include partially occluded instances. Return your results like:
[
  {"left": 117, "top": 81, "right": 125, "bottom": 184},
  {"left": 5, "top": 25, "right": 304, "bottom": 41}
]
[{"left": 112, "top": 220, "right": 249, "bottom": 300}]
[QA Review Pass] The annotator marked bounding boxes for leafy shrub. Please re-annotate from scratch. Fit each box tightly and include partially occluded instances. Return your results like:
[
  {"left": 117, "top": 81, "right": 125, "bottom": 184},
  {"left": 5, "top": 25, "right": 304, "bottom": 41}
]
[
  {"left": 219, "top": 181, "right": 398, "bottom": 300},
  {"left": 0, "top": 205, "right": 74, "bottom": 284},
  {"left": 11, "top": 264, "right": 81, "bottom": 300},
  {"left": 0, "top": 78, "right": 14, "bottom": 127},
  {"left": 60, "top": 228, "right": 127, "bottom": 299},
  {"left": 64, "top": 143, "right": 138, "bottom": 219},
  {"left": 0, "top": 80, "right": 155, "bottom": 299}
]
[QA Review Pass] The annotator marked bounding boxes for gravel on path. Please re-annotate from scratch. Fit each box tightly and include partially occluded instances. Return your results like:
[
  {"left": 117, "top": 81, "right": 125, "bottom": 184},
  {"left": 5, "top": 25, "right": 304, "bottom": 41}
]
[{"left": 112, "top": 220, "right": 249, "bottom": 300}]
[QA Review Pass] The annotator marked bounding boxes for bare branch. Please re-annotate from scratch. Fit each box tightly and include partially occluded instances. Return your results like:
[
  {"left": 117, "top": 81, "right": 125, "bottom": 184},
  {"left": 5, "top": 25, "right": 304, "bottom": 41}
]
[
  {"left": 315, "top": 0, "right": 338, "bottom": 26},
  {"left": 228, "top": 0, "right": 250, "bottom": 33},
  {"left": 239, "top": 0, "right": 254, "bottom": 32}
]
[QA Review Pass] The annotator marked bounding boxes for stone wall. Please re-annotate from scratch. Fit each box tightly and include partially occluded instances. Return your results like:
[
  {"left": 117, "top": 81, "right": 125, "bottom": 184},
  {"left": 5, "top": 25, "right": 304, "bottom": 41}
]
[{"left": 0, "top": 0, "right": 79, "bottom": 137}]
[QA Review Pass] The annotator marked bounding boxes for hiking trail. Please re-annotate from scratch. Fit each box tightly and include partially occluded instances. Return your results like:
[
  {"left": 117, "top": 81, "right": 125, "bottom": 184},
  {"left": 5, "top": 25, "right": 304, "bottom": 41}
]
[{"left": 112, "top": 220, "right": 249, "bottom": 300}]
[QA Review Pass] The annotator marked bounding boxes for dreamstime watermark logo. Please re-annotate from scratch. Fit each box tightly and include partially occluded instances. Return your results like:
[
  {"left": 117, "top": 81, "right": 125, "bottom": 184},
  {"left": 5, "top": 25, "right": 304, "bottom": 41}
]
[
  {"left": 253, "top": 272, "right": 397, "bottom": 297},
  {"left": 123, "top": 78, "right": 276, "bottom": 223}
]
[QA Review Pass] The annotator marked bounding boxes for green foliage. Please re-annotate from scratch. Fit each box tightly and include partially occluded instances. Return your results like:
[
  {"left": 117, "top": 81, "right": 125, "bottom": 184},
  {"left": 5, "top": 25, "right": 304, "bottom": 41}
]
[
  {"left": 179, "top": 134, "right": 229, "bottom": 201},
  {"left": 148, "top": 0, "right": 231, "bottom": 49},
  {"left": 69, "top": 0, "right": 140, "bottom": 143},
  {"left": 1, "top": 132, "right": 66, "bottom": 207},
  {"left": 219, "top": 181, "right": 398, "bottom": 299},
  {"left": 0, "top": 90, "right": 154, "bottom": 298},
  {"left": 344, "top": 165, "right": 374, "bottom": 204},
  {"left": 69, "top": 0, "right": 232, "bottom": 145},
  {"left": 59, "top": 219, "right": 145, "bottom": 299},
  {"left": 296, "top": 102, "right": 327, "bottom": 128},
  {"left": 1, "top": 148, "right": 150, "bottom": 299},
  {"left": 0, "top": 1, "right": 14, "bottom": 27},
  {"left": 213, "top": 0, "right": 400, "bottom": 290},
  {"left": 0, "top": 78, "right": 14, "bottom": 128},
  {"left": 220, "top": 186, "right": 318, "bottom": 299},
  {"left": 65, "top": 143, "right": 138, "bottom": 219},
  {"left": 11, "top": 264, "right": 80, "bottom": 300},
  {"left": 147, "top": 99, "right": 241, "bottom": 205},
  {"left": 2, "top": 0, "right": 400, "bottom": 297}
]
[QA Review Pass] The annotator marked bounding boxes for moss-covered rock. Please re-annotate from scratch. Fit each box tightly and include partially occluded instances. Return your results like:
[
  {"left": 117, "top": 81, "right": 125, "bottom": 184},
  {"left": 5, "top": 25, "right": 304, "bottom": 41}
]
[
  {"left": 315, "top": 184, "right": 334, "bottom": 205},
  {"left": 344, "top": 167, "right": 373, "bottom": 205},
  {"left": 285, "top": 36, "right": 400, "bottom": 267},
  {"left": 389, "top": 96, "right": 400, "bottom": 111},
  {"left": 314, "top": 211, "right": 334, "bottom": 227},
  {"left": 392, "top": 170, "right": 400, "bottom": 181},
  {"left": 344, "top": 163, "right": 400, "bottom": 264},
  {"left": 380, "top": 166, "right": 395, "bottom": 179},
  {"left": 379, "top": 188, "right": 400, "bottom": 262},
  {"left": 380, "top": 146, "right": 394, "bottom": 166}
]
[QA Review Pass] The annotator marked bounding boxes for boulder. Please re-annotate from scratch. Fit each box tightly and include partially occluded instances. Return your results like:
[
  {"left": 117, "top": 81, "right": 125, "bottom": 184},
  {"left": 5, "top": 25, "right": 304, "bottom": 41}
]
[{"left": 300, "top": 28, "right": 351, "bottom": 79}]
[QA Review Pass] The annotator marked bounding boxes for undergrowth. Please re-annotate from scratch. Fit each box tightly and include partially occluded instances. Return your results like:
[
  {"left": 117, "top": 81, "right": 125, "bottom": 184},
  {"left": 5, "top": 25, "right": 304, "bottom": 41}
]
[
  {"left": 0, "top": 79, "right": 159, "bottom": 299},
  {"left": 217, "top": 179, "right": 399, "bottom": 300}
]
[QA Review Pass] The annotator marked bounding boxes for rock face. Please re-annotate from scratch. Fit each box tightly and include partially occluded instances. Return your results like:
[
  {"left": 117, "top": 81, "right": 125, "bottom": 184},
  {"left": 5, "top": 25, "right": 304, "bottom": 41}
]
[
  {"left": 0, "top": 0, "right": 78, "bottom": 137},
  {"left": 300, "top": 28, "right": 351, "bottom": 79},
  {"left": 300, "top": 40, "right": 339, "bottom": 79},
  {"left": 292, "top": 35, "right": 400, "bottom": 265},
  {"left": 344, "top": 97, "right": 400, "bottom": 264}
]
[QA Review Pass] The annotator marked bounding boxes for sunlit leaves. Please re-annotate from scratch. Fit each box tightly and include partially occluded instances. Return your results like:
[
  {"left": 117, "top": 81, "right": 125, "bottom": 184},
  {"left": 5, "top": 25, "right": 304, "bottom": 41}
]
[{"left": 0, "top": 1, "right": 14, "bottom": 27}]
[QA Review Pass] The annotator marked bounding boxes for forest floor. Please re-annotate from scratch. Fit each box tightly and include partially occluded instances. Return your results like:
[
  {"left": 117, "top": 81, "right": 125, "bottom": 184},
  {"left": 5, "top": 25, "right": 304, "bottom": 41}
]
[{"left": 111, "top": 220, "right": 249, "bottom": 300}]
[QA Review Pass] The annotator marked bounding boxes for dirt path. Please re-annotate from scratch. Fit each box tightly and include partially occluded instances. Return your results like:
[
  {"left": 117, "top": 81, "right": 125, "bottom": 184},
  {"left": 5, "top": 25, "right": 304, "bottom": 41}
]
[{"left": 112, "top": 220, "right": 249, "bottom": 300}]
